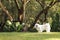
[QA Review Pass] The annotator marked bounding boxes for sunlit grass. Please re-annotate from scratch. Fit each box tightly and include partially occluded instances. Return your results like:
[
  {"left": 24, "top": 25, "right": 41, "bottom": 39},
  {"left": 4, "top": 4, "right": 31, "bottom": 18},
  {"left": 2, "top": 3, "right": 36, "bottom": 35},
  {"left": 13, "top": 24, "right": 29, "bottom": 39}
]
[
  {"left": 0, "top": 32, "right": 60, "bottom": 40},
  {"left": 45, "top": 38, "right": 60, "bottom": 40}
]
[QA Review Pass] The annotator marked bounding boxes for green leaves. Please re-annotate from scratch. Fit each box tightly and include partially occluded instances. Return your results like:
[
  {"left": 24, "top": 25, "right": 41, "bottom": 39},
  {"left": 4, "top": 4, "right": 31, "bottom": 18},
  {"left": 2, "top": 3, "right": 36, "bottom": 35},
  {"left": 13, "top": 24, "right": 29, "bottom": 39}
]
[{"left": 3, "top": 20, "right": 23, "bottom": 32}]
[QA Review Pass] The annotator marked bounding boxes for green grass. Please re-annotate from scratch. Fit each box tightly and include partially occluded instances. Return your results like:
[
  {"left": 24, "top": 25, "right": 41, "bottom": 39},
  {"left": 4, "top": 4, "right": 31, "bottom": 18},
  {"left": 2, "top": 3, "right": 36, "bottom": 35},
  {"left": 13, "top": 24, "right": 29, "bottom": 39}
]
[{"left": 0, "top": 32, "right": 60, "bottom": 40}]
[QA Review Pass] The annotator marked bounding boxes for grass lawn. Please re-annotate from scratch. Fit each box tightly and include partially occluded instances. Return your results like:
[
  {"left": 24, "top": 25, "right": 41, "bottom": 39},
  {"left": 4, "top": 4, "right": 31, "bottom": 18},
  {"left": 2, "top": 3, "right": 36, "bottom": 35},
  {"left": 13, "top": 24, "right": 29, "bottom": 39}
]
[{"left": 0, "top": 32, "right": 60, "bottom": 40}]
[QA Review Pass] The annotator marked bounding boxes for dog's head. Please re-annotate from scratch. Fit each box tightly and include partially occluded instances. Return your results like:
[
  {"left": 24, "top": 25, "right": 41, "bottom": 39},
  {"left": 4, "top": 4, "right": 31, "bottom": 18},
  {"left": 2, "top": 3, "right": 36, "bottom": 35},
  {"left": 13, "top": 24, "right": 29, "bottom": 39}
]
[{"left": 34, "top": 23, "right": 39, "bottom": 28}]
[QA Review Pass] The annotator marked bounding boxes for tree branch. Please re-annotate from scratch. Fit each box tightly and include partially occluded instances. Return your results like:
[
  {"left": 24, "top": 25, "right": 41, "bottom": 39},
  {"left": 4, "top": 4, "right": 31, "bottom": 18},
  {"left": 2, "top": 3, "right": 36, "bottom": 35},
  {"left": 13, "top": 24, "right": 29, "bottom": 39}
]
[
  {"left": 30, "top": 0, "right": 58, "bottom": 28},
  {"left": 25, "top": 0, "right": 30, "bottom": 5},
  {"left": 14, "top": 0, "right": 20, "bottom": 10},
  {"left": 0, "top": 1, "right": 13, "bottom": 21},
  {"left": 36, "top": 0, "right": 46, "bottom": 8}
]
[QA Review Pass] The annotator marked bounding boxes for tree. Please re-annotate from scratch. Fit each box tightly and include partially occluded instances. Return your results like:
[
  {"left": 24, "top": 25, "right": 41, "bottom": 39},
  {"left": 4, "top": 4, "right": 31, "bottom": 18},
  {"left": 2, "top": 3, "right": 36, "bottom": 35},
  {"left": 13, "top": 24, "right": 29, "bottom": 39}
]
[
  {"left": 15, "top": 0, "right": 30, "bottom": 24},
  {"left": 29, "top": 0, "right": 58, "bottom": 29}
]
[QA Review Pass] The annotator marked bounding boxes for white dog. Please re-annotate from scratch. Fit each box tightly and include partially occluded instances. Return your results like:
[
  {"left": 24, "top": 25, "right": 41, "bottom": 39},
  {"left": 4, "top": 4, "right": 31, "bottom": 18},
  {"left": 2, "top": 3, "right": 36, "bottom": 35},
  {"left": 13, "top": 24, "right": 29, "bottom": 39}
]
[{"left": 34, "top": 23, "right": 51, "bottom": 32}]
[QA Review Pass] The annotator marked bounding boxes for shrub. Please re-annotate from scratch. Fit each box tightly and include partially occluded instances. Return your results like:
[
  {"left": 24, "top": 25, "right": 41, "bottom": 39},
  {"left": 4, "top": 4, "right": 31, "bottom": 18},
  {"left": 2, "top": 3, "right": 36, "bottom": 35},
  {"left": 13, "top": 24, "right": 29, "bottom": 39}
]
[{"left": 3, "top": 20, "right": 23, "bottom": 32}]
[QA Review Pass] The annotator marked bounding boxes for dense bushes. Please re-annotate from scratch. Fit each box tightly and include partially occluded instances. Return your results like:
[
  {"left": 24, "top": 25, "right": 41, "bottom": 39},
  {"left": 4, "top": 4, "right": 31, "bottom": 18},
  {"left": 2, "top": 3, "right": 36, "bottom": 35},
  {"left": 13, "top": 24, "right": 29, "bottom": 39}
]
[
  {"left": 3, "top": 20, "right": 23, "bottom": 32},
  {"left": 51, "top": 13, "right": 60, "bottom": 32}
]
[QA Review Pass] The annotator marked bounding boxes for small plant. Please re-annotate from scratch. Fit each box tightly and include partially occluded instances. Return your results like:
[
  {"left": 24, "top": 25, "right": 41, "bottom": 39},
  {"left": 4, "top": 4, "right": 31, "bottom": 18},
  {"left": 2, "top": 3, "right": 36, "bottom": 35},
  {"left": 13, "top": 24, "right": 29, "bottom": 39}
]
[
  {"left": 3, "top": 20, "right": 13, "bottom": 32},
  {"left": 3, "top": 20, "right": 23, "bottom": 32},
  {"left": 13, "top": 22, "right": 23, "bottom": 32}
]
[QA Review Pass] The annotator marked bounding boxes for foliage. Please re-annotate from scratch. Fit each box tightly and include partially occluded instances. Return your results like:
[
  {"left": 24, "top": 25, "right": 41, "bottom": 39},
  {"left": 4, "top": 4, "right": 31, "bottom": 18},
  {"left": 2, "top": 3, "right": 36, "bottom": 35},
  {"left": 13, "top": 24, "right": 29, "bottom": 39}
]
[
  {"left": 25, "top": 0, "right": 41, "bottom": 23},
  {"left": 3, "top": 20, "right": 23, "bottom": 32},
  {"left": 0, "top": 0, "right": 60, "bottom": 32},
  {"left": 51, "top": 13, "right": 60, "bottom": 32}
]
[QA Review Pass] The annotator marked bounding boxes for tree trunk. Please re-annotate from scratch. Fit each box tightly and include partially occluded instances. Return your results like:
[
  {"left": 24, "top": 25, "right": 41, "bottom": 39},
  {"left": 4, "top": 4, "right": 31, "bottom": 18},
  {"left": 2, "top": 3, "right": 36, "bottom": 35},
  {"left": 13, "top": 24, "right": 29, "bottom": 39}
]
[
  {"left": 15, "top": 0, "right": 30, "bottom": 24},
  {"left": 15, "top": 0, "right": 24, "bottom": 24},
  {"left": 18, "top": 6, "right": 23, "bottom": 24}
]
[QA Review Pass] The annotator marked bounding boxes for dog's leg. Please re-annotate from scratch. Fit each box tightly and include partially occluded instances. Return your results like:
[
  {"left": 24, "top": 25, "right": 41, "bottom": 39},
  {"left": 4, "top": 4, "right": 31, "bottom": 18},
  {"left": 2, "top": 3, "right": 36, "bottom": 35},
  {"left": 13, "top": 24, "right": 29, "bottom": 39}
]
[{"left": 46, "top": 28, "right": 50, "bottom": 32}]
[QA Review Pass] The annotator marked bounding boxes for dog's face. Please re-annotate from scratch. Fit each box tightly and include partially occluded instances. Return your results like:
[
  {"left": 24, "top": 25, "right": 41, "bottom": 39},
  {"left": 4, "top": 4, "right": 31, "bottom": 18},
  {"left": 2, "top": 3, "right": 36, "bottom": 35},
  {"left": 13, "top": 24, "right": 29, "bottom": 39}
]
[{"left": 34, "top": 24, "right": 39, "bottom": 28}]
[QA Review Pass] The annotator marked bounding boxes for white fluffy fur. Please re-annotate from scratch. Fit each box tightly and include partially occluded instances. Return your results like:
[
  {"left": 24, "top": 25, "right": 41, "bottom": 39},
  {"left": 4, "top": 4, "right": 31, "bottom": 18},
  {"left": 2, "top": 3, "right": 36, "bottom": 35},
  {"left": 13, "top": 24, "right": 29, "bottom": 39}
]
[{"left": 34, "top": 23, "right": 51, "bottom": 32}]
